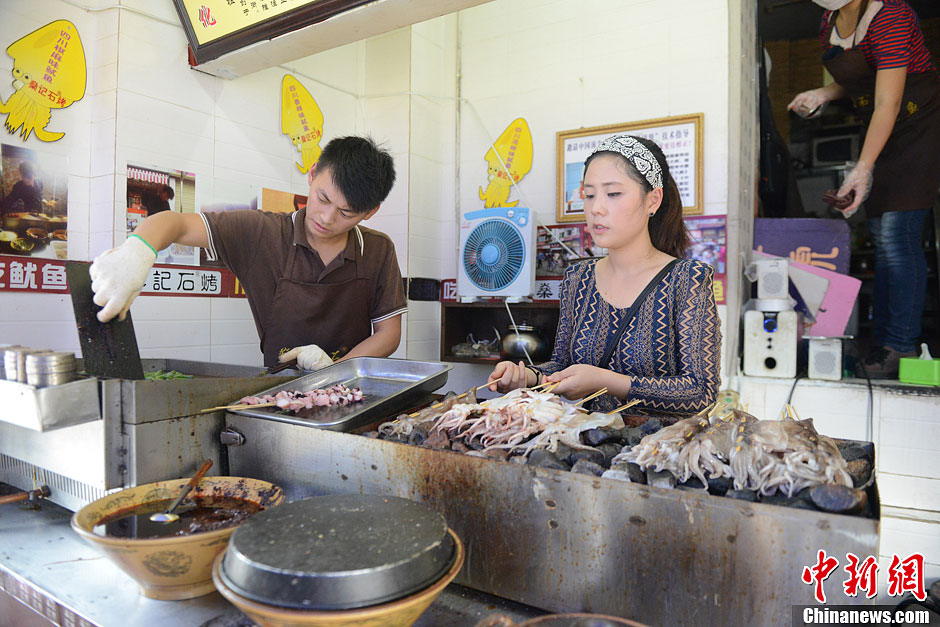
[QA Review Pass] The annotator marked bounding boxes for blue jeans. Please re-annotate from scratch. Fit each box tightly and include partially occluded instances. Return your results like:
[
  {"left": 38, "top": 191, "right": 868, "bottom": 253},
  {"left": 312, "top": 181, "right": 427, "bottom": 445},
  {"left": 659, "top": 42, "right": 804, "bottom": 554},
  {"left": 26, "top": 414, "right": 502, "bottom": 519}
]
[{"left": 868, "top": 209, "right": 930, "bottom": 353}]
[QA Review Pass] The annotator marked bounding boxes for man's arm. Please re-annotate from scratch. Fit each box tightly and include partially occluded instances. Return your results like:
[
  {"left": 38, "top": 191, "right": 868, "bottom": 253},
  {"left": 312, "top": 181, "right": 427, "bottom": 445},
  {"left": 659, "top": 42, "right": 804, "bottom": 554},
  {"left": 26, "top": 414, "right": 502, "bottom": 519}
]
[
  {"left": 134, "top": 211, "right": 209, "bottom": 250},
  {"left": 339, "top": 314, "right": 403, "bottom": 361}
]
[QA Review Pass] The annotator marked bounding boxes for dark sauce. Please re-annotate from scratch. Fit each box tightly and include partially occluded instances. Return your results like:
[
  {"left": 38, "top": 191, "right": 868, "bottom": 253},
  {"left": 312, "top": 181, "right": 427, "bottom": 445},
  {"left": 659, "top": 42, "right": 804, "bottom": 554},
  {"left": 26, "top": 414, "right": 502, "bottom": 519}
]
[{"left": 93, "top": 498, "right": 262, "bottom": 539}]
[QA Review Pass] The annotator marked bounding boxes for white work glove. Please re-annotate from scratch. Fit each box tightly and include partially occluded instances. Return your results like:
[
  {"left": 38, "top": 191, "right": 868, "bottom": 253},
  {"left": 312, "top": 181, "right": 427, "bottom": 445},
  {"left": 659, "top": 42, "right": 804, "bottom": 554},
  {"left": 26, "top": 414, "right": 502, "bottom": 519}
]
[
  {"left": 787, "top": 88, "right": 830, "bottom": 119},
  {"left": 837, "top": 161, "right": 873, "bottom": 218},
  {"left": 279, "top": 344, "right": 333, "bottom": 371},
  {"left": 89, "top": 235, "right": 157, "bottom": 322}
]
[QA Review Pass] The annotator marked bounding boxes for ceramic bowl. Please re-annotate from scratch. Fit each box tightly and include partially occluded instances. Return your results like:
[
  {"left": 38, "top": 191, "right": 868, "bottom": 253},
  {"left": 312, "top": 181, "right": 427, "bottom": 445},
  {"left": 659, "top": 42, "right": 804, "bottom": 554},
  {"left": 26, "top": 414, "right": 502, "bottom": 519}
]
[
  {"left": 212, "top": 528, "right": 465, "bottom": 627},
  {"left": 71, "top": 476, "right": 284, "bottom": 600}
]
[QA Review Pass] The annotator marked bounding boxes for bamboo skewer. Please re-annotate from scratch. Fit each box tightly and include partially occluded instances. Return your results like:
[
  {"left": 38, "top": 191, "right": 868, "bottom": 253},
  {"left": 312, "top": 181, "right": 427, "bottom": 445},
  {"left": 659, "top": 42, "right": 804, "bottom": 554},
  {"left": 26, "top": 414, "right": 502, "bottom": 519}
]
[
  {"left": 408, "top": 383, "right": 488, "bottom": 418},
  {"left": 609, "top": 398, "right": 642, "bottom": 414},
  {"left": 574, "top": 387, "right": 608, "bottom": 407},
  {"left": 201, "top": 401, "right": 276, "bottom": 413}
]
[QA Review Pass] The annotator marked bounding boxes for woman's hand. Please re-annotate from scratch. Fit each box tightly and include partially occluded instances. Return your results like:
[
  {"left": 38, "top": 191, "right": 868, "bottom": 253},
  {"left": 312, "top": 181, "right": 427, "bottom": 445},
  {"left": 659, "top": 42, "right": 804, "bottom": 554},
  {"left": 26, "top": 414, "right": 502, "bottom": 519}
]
[
  {"left": 545, "top": 365, "right": 630, "bottom": 401},
  {"left": 487, "top": 360, "right": 535, "bottom": 393},
  {"left": 836, "top": 161, "right": 873, "bottom": 217},
  {"left": 787, "top": 88, "right": 831, "bottom": 119}
]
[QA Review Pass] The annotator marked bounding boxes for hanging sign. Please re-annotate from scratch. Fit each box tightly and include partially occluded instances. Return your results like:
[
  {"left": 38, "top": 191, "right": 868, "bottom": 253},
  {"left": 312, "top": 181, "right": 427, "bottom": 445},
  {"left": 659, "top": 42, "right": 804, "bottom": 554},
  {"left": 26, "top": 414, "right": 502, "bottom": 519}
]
[
  {"left": 479, "top": 117, "right": 532, "bottom": 208},
  {"left": 280, "top": 75, "right": 324, "bottom": 175},
  {"left": 0, "top": 20, "right": 86, "bottom": 142}
]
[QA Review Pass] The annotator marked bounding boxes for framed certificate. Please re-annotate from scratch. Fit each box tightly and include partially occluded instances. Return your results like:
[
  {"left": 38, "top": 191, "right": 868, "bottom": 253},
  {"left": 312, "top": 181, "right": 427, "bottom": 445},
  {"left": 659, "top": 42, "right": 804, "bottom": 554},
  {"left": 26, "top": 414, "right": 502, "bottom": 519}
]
[{"left": 556, "top": 113, "right": 704, "bottom": 222}]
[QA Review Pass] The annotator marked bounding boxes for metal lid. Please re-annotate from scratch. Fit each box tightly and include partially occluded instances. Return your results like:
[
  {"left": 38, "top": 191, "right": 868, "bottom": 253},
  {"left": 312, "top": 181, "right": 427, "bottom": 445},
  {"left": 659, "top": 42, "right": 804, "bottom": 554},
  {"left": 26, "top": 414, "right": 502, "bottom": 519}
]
[
  {"left": 25, "top": 351, "right": 76, "bottom": 373},
  {"left": 219, "top": 494, "right": 455, "bottom": 610}
]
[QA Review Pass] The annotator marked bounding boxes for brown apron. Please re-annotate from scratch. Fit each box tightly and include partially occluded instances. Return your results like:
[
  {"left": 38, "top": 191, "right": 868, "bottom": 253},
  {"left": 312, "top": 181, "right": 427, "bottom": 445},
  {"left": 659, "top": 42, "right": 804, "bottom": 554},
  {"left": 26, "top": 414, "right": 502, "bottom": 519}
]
[
  {"left": 823, "top": 14, "right": 940, "bottom": 216},
  {"left": 261, "top": 237, "right": 372, "bottom": 367}
]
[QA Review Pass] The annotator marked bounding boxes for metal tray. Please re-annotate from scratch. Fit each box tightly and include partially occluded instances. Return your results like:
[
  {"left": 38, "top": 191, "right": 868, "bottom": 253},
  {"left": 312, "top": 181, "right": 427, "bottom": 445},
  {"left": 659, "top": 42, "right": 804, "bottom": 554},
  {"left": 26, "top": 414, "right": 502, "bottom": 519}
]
[
  {"left": 228, "top": 357, "right": 451, "bottom": 432},
  {"left": 0, "top": 376, "right": 100, "bottom": 431}
]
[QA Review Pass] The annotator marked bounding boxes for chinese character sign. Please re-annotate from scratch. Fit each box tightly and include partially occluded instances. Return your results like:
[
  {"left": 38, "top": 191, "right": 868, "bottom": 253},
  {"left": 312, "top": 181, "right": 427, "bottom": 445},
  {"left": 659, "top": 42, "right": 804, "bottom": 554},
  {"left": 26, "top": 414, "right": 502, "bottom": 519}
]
[
  {"left": 556, "top": 114, "right": 703, "bottom": 223},
  {"left": 479, "top": 118, "right": 532, "bottom": 208},
  {"left": 280, "top": 74, "right": 324, "bottom": 175},
  {"left": 0, "top": 20, "right": 86, "bottom": 142},
  {"left": 801, "top": 551, "right": 927, "bottom": 603}
]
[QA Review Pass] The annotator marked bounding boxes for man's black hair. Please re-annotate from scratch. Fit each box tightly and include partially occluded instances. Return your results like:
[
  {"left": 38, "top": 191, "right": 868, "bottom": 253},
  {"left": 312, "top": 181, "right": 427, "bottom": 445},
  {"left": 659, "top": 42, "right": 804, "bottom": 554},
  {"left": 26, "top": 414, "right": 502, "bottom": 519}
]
[
  {"left": 316, "top": 136, "right": 395, "bottom": 214},
  {"left": 161, "top": 184, "right": 175, "bottom": 200},
  {"left": 18, "top": 161, "right": 35, "bottom": 178}
]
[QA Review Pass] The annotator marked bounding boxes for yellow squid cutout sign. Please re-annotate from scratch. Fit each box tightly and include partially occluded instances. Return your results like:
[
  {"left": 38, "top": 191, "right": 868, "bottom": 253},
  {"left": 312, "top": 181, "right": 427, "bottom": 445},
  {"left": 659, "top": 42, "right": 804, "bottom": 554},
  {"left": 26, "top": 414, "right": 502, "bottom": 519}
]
[
  {"left": 0, "top": 20, "right": 86, "bottom": 142},
  {"left": 280, "top": 75, "right": 324, "bottom": 174},
  {"left": 479, "top": 118, "right": 532, "bottom": 208}
]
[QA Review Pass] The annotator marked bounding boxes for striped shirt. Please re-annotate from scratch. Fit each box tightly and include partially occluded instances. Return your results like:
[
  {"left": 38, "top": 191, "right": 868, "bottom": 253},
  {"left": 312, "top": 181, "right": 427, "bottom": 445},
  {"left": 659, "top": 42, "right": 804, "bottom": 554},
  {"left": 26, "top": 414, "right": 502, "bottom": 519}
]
[{"left": 820, "top": 0, "right": 936, "bottom": 74}]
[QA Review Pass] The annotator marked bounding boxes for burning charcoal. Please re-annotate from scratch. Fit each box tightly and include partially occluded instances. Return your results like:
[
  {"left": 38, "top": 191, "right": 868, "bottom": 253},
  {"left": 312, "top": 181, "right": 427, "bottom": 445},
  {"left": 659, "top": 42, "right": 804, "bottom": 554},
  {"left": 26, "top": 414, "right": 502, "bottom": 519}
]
[
  {"left": 678, "top": 477, "right": 705, "bottom": 490},
  {"left": 809, "top": 484, "right": 868, "bottom": 514},
  {"left": 581, "top": 427, "right": 622, "bottom": 447},
  {"left": 554, "top": 443, "right": 573, "bottom": 463},
  {"left": 620, "top": 427, "right": 646, "bottom": 446},
  {"left": 846, "top": 458, "right": 872, "bottom": 488},
  {"left": 929, "top": 580, "right": 940, "bottom": 605},
  {"left": 646, "top": 469, "right": 676, "bottom": 490},
  {"left": 451, "top": 441, "right": 470, "bottom": 454},
  {"left": 467, "top": 436, "right": 486, "bottom": 451},
  {"left": 601, "top": 469, "right": 631, "bottom": 482},
  {"left": 597, "top": 443, "right": 622, "bottom": 467},
  {"left": 483, "top": 448, "right": 509, "bottom": 462},
  {"left": 424, "top": 429, "right": 451, "bottom": 450},
  {"left": 836, "top": 441, "right": 873, "bottom": 463},
  {"left": 571, "top": 459, "right": 605, "bottom": 476},
  {"left": 510, "top": 455, "right": 527, "bottom": 465},
  {"left": 707, "top": 476, "right": 733, "bottom": 496},
  {"left": 568, "top": 448, "right": 605, "bottom": 467},
  {"left": 408, "top": 424, "right": 430, "bottom": 446},
  {"left": 726, "top": 489, "right": 758, "bottom": 502},
  {"left": 361, "top": 431, "right": 380, "bottom": 439},
  {"left": 528, "top": 450, "right": 570, "bottom": 471},
  {"left": 639, "top": 418, "right": 663, "bottom": 435},
  {"left": 626, "top": 462, "right": 647, "bottom": 484},
  {"left": 760, "top": 493, "right": 815, "bottom": 510},
  {"left": 465, "top": 450, "right": 487, "bottom": 458}
]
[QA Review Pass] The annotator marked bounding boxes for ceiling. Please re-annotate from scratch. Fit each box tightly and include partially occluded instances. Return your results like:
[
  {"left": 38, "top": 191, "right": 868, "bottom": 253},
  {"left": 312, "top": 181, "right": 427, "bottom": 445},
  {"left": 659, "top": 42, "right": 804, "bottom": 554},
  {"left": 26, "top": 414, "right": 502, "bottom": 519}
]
[{"left": 758, "top": 0, "right": 940, "bottom": 41}]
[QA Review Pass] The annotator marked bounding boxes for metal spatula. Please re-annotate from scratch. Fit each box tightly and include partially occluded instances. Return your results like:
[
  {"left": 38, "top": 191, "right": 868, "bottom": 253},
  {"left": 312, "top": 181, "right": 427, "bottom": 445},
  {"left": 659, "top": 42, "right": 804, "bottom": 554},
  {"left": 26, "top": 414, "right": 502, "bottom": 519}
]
[{"left": 151, "top": 460, "right": 213, "bottom": 523}]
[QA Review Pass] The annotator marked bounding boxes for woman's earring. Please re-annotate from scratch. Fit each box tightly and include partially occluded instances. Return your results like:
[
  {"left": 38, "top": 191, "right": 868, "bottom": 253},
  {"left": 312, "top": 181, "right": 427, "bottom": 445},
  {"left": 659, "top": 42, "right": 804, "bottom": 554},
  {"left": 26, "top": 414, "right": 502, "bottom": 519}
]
[{"left": 649, "top": 211, "right": 655, "bottom": 217}]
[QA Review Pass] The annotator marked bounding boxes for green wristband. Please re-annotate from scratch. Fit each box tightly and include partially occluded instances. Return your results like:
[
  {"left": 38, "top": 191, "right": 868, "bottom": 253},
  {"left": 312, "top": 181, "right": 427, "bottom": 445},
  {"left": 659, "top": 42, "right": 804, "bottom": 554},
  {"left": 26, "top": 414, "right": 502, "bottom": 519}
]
[{"left": 128, "top": 233, "right": 158, "bottom": 257}]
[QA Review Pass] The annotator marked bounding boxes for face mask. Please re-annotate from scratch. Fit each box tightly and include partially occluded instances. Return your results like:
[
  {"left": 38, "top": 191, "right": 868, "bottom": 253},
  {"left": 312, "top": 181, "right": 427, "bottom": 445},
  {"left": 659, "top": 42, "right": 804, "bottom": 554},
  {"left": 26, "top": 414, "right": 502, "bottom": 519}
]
[{"left": 812, "top": 0, "right": 852, "bottom": 9}]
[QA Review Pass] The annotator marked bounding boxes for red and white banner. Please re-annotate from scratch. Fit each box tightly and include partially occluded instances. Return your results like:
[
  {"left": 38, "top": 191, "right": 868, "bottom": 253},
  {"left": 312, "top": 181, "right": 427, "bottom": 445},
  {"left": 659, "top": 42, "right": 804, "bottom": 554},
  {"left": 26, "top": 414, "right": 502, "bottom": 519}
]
[
  {"left": 0, "top": 255, "right": 246, "bottom": 298},
  {"left": 126, "top": 166, "right": 169, "bottom": 186}
]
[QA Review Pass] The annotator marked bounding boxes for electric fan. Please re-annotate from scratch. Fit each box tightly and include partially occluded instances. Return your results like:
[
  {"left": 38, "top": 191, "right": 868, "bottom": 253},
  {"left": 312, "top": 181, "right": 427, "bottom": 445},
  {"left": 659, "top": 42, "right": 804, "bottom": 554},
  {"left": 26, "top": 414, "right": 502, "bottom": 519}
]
[{"left": 457, "top": 207, "right": 536, "bottom": 301}]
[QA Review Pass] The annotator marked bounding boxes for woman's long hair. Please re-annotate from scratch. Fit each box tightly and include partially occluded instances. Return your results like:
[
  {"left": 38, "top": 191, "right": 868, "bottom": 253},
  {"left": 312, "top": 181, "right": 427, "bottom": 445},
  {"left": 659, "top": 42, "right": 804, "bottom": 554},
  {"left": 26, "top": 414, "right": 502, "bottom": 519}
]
[{"left": 584, "top": 135, "right": 690, "bottom": 258}]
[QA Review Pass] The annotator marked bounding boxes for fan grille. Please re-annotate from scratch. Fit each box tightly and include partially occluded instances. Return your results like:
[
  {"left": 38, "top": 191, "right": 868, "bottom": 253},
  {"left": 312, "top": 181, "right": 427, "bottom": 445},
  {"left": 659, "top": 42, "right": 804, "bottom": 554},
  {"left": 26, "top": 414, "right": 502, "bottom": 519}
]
[{"left": 463, "top": 219, "right": 525, "bottom": 291}]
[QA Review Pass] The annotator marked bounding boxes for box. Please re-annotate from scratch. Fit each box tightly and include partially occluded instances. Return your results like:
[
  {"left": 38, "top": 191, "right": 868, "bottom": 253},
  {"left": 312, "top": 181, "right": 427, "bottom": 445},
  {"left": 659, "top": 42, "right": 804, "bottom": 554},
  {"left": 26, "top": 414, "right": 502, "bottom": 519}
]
[{"left": 898, "top": 357, "right": 940, "bottom": 386}]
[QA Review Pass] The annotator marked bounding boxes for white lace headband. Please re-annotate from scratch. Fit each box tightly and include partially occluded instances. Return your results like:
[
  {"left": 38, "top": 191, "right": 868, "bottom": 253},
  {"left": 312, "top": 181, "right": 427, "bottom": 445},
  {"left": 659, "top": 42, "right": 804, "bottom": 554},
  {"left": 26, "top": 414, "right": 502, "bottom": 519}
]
[{"left": 589, "top": 135, "right": 663, "bottom": 189}]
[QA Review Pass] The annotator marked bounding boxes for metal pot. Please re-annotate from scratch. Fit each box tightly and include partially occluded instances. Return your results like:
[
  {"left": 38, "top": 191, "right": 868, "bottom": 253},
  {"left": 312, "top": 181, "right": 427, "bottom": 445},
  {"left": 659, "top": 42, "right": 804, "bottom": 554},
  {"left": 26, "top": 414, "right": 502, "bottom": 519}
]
[{"left": 500, "top": 322, "right": 549, "bottom": 362}]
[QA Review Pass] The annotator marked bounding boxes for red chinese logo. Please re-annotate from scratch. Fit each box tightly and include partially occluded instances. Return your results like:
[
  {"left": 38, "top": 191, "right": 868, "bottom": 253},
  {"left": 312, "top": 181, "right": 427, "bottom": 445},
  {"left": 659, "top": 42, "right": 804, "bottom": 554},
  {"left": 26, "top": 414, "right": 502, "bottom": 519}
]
[
  {"left": 802, "top": 550, "right": 840, "bottom": 603},
  {"left": 199, "top": 5, "right": 217, "bottom": 28},
  {"left": 886, "top": 553, "right": 926, "bottom": 601},
  {"left": 843, "top": 553, "right": 878, "bottom": 599}
]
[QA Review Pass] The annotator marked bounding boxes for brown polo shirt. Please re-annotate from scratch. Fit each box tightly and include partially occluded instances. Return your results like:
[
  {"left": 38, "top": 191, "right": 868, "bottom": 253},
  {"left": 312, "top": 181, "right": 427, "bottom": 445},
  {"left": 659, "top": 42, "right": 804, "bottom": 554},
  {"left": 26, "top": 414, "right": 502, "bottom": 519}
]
[{"left": 200, "top": 209, "right": 407, "bottom": 358}]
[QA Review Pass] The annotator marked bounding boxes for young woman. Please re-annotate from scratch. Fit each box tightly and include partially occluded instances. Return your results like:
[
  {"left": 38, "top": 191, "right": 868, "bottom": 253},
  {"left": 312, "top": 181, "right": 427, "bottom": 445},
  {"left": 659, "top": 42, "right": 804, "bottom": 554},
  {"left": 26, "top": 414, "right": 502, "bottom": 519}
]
[
  {"left": 488, "top": 135, "right": 721, "bottom": 424},
  {"left": 788, "top": 0, "right": 940, "bottom": 377}
]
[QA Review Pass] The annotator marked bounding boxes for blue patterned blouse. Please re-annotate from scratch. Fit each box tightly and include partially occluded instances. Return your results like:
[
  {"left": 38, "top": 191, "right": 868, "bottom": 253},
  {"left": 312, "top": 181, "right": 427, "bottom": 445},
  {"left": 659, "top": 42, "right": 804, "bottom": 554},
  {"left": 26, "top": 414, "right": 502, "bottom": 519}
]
[{"left": 536, "top": 258, "right": 721, "bottom": 421}]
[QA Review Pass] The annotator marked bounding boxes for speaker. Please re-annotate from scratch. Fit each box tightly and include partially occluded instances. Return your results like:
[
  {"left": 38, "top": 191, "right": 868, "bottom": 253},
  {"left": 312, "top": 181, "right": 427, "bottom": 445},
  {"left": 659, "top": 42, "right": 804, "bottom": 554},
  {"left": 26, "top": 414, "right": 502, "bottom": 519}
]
[
  {"left": 743, "top": 310, "right": 799, "bottom": 378},
  {"left": 756, "top": 258, "right": 789, "bottom": 300},
  {"left": 808, "top": 338, "right": 842, "bottom": 381}
]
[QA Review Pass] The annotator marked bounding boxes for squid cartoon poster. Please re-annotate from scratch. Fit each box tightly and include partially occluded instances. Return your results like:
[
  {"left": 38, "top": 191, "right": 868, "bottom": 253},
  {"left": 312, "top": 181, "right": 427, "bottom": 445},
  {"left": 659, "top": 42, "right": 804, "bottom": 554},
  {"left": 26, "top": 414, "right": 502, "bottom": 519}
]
[
  {"left": 0, "top": 20, "right": 86, "bottom": 143},
  {"left": 479, "top": 118, "right": 532, "bottom": 208},
  {"left": 280, "top": 75, "right": 324, "bottom": 175}
]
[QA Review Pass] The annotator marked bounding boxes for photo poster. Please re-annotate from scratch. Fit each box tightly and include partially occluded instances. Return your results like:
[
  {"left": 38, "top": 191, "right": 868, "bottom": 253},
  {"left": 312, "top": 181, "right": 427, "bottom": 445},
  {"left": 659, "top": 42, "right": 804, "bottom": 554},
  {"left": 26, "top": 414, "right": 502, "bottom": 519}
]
[
  {"left": 126, "top": 164, "right": 199, "bottom": 266},
  {"left": 0, "top": 143, "right": 69, "bottom": 259},
  {"left": 535, "top": 223, "right": 606, "bottom": 278},
  {"left": 198, "top": 179, "right": 260, "bottom": 267},
  {"left": 684, "top": 214, "right": 727, "bottom": 305},
  {"left": 556, "top": 113, "right": 703, "bottom": 222},
  {"left": 259, "top": 187, "right": 306, "bottom": 214}
]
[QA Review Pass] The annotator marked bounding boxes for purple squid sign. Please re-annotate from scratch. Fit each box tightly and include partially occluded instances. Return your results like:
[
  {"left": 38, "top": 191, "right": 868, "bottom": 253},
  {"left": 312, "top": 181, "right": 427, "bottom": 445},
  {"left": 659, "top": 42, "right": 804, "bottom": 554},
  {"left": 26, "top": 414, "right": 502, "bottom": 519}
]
[{"left": 754, "top": 218, "right": 851, "bottom": 275}]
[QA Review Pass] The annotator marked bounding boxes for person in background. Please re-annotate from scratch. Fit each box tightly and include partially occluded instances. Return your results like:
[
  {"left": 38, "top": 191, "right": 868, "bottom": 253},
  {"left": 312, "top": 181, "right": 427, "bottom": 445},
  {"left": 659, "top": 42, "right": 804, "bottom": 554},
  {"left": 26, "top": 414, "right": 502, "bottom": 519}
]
[
  {"left": 788, "top": 0, "right": 940, "bottom": 378},
  {"left": 90, "top": 136, "right": 407, "bottom": 370},
  {"left": 488, "top": 135, "right": 721, "bottom": 424},
  {"left": 142, "top": 184, "right": 175, "bottom": 217},
  {"left": 2, "top": 161, "right": 43, "bottom": 214}
]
